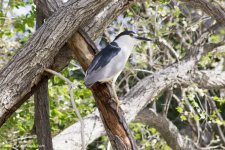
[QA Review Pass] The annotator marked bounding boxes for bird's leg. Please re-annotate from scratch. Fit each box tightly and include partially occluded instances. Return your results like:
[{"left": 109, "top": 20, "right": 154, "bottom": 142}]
[
  {"left": 112, "top": 82, "right": 121, "bottom": 111},
  {"left": 107, "top": 81, "right": 121, "bottom": 111}
]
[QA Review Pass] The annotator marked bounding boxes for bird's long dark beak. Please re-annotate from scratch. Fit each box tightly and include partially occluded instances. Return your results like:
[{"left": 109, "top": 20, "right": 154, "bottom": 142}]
[{"left": 135, "top": 36, "right": 152, "bottom": 41}]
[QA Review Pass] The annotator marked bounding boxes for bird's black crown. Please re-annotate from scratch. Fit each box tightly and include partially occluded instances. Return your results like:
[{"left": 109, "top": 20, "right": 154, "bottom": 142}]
[{"left": 114, "top": 30, "right": 135, "bottom": 40}]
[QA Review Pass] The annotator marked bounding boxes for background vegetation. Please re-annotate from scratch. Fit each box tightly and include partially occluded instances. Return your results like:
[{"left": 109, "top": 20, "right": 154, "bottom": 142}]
[{"left": 1, "top": 0, "right": 225, "bottom": 149}]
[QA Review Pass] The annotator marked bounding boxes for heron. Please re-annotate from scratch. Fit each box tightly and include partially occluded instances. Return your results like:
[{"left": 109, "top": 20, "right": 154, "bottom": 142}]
[{"left": 85, "top": 30, "right": 151, "bottom": 106}]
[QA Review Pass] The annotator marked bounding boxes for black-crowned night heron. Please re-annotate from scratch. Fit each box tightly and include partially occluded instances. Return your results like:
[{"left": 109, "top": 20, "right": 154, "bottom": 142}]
[{"left": 85, "top": 30, "right": 151, "bottom": 105}]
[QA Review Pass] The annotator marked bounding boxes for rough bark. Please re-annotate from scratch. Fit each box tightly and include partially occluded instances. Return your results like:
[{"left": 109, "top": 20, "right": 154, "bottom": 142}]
[
  {"left": 34, "top": 77, "right": 53, "bottom": 150},
  {"left": 0, "top": 0, "right": 108, "bottom": 126},
  {"left": 191, "top": 71, "right": 225, "bottom": 89},
  {"left": 91, "top": 83, "right": 138, "bottom": 149}
]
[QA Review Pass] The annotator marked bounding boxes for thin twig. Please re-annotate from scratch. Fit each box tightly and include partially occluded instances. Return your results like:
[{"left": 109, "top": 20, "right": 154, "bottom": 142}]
[
  {"left": 182, "top": 89, "right": 202, "bottom": 145},
  {"left": 44, "top": 68, "right": 85, "bottom": 150},
  {"left": 133, "top": 68, "right": 154, "bottom": 74},
  {"left": 162, "top": 88, "right": 173, "bottom": 116}
]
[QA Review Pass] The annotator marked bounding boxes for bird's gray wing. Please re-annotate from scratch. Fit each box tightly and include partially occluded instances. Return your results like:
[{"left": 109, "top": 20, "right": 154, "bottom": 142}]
[{"left": 86, "top": 42, "right": 121, "bottom": 75}]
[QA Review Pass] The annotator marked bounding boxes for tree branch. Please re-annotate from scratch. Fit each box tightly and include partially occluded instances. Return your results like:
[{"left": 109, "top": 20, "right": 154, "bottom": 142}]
[
  {"left": 34, "top": 77, "right": 53, "bottom": 150},
  {"left": 191, "top": 71, "right": 225, "bottom": 89},
  {"left": 181, "top": 0, "right": 225, "bottom": 25},
  {"left": 135, "top": 108, "right": 198, "bottom": 150},
  {"left": 33, "top": 6, "right": 53, "bottom": 150}
]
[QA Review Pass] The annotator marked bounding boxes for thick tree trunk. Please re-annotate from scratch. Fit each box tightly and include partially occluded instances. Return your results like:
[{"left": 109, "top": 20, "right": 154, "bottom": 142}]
[
  {"left": 33, "top": 7, "right": 53, "bottom": 150},
  {"left": 34, "top": 77, "right": 53, "bottom": 150}
]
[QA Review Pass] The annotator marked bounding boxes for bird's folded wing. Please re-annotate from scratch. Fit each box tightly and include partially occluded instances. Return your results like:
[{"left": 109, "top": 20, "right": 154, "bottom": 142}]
[{"left": 86, "top": 42, "right": 121, "bottom": 75}]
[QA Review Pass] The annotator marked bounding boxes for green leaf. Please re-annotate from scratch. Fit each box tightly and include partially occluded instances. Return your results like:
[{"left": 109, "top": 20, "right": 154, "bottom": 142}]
[
  {"left": 176, "top": 106, "right": 183, "bottom": 113},
  {"left": 180, "top": 115, "right": 187, "bottom": 121},
  {"left": 209, "top": 34, "right": 222, "bottom": 43}
]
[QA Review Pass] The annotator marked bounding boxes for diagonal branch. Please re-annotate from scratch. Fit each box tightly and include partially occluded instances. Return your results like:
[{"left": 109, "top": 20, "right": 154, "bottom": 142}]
[{"left": 135, "top": 108, "right": 198, "bottom": 150}]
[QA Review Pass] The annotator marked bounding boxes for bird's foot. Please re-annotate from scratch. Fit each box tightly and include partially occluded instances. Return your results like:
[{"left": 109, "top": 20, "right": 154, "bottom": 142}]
[
  {"left": 112, "top": 96, "right": 121, "bottom": 112},
  {"left": 106, "top": 82, "right": 121, "bottom": 111}
]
